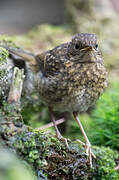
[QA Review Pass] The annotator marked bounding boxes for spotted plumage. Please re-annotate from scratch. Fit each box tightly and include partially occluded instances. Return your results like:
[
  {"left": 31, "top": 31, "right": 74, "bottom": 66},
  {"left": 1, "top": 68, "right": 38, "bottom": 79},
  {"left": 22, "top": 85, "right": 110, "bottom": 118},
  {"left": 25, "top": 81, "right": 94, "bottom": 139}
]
[{"left": 32, "top": 33, "right": 107, "bottom": 113}]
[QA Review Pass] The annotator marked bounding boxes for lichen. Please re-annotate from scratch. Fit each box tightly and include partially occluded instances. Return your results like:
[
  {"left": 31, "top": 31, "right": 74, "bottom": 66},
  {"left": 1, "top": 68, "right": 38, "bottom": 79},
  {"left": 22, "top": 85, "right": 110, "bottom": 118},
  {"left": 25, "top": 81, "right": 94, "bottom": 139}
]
[
  {"left": 0, "top": 47, "right": 8, "bottom": 78},
  {"left": 13, "top": 68, "right": 24, "bottom": 90},
  {"left": 0, "top": 47, "right": 9, "bottom": 61},
  {"left": 0, "top": 47, "right": 11, "bottom": 102}
]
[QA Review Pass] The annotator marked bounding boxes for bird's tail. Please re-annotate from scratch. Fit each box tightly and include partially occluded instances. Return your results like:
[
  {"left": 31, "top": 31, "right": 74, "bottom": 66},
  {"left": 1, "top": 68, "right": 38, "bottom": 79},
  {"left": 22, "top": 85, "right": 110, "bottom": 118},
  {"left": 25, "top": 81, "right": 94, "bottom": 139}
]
[{"left": 1, "top": 45, "right": 37, "bottom": 66}]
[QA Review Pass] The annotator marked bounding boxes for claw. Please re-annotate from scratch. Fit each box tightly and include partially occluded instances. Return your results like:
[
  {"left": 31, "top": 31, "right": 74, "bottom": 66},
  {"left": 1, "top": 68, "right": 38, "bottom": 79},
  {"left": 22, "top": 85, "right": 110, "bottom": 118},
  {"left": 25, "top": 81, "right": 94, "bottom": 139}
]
[
  {"left": 63, "top": 137, "right": 69, "bottom": 149},
  {"left": 73, "top": 112, "right": 96, "bottom": 168},
  {"left": 49, "top": 107, "right": 70, "bottom": 150},
  {"left": 76, "top": 139, "right": 96, "bottom": 168},
  {"left": 85, "top": 143, "right": 96, "bottom": 168},
  {"left": 85, "top": 143, "right": 96, "bottom": 158}
]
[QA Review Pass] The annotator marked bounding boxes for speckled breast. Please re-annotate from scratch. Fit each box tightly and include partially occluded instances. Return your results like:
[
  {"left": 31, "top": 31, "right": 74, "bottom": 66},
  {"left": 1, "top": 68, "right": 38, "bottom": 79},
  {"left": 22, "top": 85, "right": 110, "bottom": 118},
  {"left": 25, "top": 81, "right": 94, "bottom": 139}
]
[{"left": 37, "top": 62, "right": 108, "bottom": 113}]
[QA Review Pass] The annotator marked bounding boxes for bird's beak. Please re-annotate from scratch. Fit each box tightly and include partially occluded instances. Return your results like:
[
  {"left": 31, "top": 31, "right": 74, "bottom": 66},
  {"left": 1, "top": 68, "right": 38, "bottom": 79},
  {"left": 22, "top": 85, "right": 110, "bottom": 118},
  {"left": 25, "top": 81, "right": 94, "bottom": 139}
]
[
  {"left": 80, "top": 46, "right": 92, "bottom": 52},
  {"left": 80, "top": 46, "right": 100, "bottom": 63}
]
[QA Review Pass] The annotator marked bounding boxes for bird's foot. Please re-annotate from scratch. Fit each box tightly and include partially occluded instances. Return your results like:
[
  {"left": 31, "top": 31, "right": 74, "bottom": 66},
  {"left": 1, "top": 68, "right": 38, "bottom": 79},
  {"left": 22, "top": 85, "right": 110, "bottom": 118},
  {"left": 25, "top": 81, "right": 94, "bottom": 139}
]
[
  {"left": 85, "top": 142, "right": 96, "bottom": 168},
  {"left": 75, "top": 140, "right": 96, "bottom": 168}
]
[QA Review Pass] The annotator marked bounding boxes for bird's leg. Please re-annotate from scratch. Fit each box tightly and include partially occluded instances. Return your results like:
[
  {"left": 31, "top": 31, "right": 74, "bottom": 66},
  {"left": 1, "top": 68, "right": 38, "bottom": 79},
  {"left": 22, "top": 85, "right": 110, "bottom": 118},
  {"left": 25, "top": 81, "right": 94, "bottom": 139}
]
[
  {"left": 49, "top": 107, "right": 69, "bottom": 149},
  {"left": 73, "top": 112, "right": 96, "bottom": 168}
]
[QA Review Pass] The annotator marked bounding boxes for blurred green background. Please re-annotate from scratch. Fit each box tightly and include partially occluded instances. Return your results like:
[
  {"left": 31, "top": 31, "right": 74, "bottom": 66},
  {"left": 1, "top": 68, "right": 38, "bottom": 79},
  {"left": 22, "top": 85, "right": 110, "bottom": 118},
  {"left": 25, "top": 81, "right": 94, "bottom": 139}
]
[{"left": 0, "top": 148, "right": 36, "bottom": 180}]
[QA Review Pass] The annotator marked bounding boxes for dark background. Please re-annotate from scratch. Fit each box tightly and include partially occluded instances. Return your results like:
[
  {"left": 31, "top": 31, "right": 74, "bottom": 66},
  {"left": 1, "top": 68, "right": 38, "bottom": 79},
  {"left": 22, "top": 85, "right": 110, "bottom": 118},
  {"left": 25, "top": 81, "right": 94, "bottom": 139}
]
[{"left": 0, "top": 0, "right": 65, "bottom": 34}]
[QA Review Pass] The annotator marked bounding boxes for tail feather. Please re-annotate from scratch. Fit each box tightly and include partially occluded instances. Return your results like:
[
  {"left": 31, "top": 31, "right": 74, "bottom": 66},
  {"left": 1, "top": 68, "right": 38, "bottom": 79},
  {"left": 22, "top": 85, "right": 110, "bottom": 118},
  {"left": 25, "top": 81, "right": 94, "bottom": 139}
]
[{"left": 1, "top": 46, "right": 37, "bottom": 66}]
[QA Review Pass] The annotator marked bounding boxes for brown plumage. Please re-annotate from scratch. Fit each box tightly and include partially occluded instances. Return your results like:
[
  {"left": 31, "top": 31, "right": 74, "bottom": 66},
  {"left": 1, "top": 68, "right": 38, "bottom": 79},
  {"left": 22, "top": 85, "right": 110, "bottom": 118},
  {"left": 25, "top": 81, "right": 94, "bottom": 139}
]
[{"left": 4, "top": 33, "right": 108, "bottom": 167}]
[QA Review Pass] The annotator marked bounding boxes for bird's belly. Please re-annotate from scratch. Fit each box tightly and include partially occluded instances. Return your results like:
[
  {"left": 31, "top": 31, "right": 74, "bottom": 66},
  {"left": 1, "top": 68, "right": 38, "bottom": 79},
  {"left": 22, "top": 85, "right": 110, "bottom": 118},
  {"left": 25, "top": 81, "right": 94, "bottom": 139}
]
[
  {"left": 40, "top": 87, "right": 98, "bottom": 113},
  {"left": 37, "top": 62, "right": 108, "bottom": 112},
  {"left": 52, "top": 91, "right": 97, "bottom": 112}
]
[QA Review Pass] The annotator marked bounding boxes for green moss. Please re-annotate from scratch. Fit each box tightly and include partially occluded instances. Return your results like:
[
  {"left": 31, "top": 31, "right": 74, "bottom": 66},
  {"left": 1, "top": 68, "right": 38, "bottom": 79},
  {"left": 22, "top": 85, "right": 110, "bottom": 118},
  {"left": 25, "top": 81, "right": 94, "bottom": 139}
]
[
  {"left": 0, "top": 47, "right": 8, "bottom": 79},
  {"left": 10, "top": 127, "right": 119, "bottom": 179},
  {"left": 0, "top": 47, "right": 8, "bottom": 61},
  {"left": 93, "top": 146, "right": 119, "bottom": 179},
  {"left": 0, "top": 101, "right": 23, "bottom": 127}
]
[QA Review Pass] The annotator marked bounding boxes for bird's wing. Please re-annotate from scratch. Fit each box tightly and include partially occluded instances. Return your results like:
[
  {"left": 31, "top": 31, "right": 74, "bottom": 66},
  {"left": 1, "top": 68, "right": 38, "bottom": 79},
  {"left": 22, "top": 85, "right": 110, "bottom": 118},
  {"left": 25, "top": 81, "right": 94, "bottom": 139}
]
[
  {"left": 36, "top": 52, "right": 61, "bottom": 77},
  {"left": 35, "top": 43, "right": 68, "bottom": 77}
]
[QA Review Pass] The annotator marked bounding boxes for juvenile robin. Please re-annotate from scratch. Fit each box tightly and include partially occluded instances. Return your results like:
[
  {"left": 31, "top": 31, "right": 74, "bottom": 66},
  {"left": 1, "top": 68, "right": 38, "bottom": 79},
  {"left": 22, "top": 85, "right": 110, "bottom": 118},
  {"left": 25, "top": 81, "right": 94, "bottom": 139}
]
[{"left": 3, "top": 33, "right": 108, "bottom": 167}]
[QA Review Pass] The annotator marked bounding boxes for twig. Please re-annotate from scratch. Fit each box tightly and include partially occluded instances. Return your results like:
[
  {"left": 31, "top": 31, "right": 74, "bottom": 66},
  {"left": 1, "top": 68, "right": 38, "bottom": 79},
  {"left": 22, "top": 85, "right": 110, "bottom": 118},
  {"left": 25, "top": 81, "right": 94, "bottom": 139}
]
[{"left": 36, "top": 118, "right": 65, "bottom": 130}]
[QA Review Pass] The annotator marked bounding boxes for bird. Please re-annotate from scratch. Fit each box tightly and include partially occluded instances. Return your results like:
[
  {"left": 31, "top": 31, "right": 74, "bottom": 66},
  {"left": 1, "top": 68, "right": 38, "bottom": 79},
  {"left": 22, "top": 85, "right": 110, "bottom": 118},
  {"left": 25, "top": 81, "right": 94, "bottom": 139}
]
[{"left": 2, "top": 33, "right": 108, "bottom": 167}]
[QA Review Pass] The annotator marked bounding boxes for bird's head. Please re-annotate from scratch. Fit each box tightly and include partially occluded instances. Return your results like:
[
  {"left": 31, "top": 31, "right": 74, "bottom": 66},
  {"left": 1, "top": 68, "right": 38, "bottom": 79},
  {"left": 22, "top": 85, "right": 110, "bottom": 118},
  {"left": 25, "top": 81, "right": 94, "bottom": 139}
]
[{"left": 67, "top": 33, "right": 103, "bottom": 64}]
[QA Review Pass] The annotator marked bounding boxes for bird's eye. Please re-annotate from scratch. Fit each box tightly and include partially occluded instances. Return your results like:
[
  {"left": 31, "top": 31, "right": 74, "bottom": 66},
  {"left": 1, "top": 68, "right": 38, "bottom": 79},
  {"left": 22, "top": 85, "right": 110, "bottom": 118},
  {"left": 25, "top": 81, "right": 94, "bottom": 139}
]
[
  {"left": 95, "top": 44, "right": 98, "bottom": 49},
  {"left": 75, "top": 43, "right": 80, "bottom": 50}
]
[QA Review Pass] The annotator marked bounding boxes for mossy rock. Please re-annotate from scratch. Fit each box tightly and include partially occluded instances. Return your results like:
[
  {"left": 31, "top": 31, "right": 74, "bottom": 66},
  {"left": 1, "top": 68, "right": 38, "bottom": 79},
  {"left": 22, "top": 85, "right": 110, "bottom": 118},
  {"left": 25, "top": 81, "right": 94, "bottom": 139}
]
[
  {"left": 0, "top": 46, "right": 13, "bottom": 102},
  {"left": 1, "top": 115, "right": 119, "bottom": 180}
]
